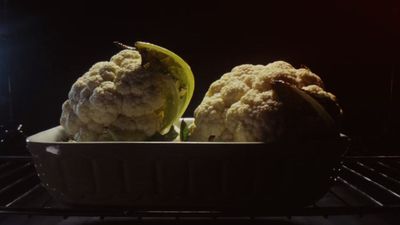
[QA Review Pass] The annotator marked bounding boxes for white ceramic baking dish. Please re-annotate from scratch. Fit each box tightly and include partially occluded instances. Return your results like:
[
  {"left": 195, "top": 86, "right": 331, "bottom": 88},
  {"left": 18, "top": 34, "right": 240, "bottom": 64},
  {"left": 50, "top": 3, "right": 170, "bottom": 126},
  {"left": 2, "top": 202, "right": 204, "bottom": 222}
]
[{"left": 27, "top": 118, "right": 348, "bottom": 209}]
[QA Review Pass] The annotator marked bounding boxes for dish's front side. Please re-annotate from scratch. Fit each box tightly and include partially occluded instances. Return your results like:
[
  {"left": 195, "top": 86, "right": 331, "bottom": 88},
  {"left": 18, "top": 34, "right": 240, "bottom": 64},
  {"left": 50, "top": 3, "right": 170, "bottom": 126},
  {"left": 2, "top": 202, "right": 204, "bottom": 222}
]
[{"left": 27, "top": 118, "right": 346, "bottom": 208}]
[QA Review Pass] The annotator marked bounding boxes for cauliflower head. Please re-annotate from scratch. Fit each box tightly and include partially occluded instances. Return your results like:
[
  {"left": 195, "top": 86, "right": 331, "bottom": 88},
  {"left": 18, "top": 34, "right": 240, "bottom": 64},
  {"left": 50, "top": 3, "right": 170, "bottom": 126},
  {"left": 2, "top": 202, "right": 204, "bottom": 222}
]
[
  {"left": 60, "top": 44, "right": 193, "bottom": 141},
  {"left": 190, "top": 61, "right": 341, "bottom": 142}
]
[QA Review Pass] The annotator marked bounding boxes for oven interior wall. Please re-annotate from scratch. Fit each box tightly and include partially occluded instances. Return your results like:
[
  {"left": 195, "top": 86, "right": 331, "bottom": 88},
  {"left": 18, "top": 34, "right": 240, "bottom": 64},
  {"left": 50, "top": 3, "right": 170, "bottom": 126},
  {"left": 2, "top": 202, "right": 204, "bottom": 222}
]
[{"left": 0, "top": 0, "right": 399, "bottom": 153}]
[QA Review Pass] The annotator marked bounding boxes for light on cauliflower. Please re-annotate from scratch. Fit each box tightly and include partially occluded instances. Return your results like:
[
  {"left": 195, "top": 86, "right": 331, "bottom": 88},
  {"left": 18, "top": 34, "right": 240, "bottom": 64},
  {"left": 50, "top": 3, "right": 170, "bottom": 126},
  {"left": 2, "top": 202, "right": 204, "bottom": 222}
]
[
  {"left": 60, "top": 42, "right": 194, "bottom": 141},
  {"left": 190, "top": 61, "right": 342, "bottom": 142}
]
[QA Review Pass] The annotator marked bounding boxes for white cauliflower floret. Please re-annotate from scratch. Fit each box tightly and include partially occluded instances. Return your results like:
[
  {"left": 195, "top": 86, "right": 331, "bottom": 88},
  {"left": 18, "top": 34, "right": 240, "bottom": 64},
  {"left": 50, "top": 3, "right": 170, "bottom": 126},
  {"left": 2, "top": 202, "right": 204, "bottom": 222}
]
[
  {"left": 60, "top": 49, "right": 177, "bottom": 141},
  {"left": 190, "top": 61, "right": 341, "bottom": 142}
]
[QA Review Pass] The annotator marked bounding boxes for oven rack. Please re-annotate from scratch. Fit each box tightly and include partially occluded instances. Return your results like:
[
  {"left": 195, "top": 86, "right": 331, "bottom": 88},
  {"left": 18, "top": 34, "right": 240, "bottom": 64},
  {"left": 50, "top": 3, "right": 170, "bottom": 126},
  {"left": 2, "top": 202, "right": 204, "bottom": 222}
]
[{"left": 0, "top": 155, "right": 399, "bottom": 219}]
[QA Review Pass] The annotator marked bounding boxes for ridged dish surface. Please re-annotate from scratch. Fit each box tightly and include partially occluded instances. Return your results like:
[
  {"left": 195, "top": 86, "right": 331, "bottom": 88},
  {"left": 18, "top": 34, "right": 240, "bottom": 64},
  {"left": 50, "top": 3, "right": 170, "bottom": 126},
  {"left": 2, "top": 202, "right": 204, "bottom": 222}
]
[{"left": 27, "top": 118, "right": 346, "bottom": 208}]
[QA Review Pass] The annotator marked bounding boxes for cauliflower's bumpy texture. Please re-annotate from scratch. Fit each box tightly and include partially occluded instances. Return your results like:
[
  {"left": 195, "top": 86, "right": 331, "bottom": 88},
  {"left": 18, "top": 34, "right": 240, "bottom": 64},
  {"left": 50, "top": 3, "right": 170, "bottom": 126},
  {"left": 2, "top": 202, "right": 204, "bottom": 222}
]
[
  {"left": 190, "top": 61, "right": 341, "bottom": 142},
  {"left": 61, "top": 50, "right": 176, "bottom": 141}
]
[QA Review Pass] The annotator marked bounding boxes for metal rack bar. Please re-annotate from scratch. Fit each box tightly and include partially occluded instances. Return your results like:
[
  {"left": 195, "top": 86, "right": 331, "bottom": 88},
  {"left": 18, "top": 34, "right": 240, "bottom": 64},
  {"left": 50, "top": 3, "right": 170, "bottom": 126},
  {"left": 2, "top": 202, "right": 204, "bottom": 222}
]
[
  {"left": 342, "top": 164, "right": 400, "bottom": 200},
  {"left": 0, "top": 162, "right": 32, "bottom": 181},
  {"left": 336, "top": 176, "right": 384, "bottom": 206},
  {"left": 0, "top": 173, "right": 36, "bottom": 195},
  {"left": 377, "top": 162, "right": 400, "bottom": 176},
  {"left": 345, "top": 156, "right": 400, "bottom": 161},
  {"left": 328, "top": 189, "right": 351, "bottom": 206},
  {"left": 0, "top": 156, "right": 32, "bottom": 160},
  {"left": 0, "top": 206, "right": 400, "bottom": 217},
  {"left": 356, "top": 162, "right": 400, "bottom": 186},
  {"left": 5, "top": 184, "right": 42, "bottom": 208}
]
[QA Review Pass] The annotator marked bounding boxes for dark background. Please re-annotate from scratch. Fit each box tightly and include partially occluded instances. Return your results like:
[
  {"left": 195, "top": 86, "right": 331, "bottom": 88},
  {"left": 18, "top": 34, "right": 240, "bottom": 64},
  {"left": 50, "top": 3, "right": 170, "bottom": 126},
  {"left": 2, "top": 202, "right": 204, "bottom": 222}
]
[{"left": 0, "top": 0, "right": 399, "bottom": 153}]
